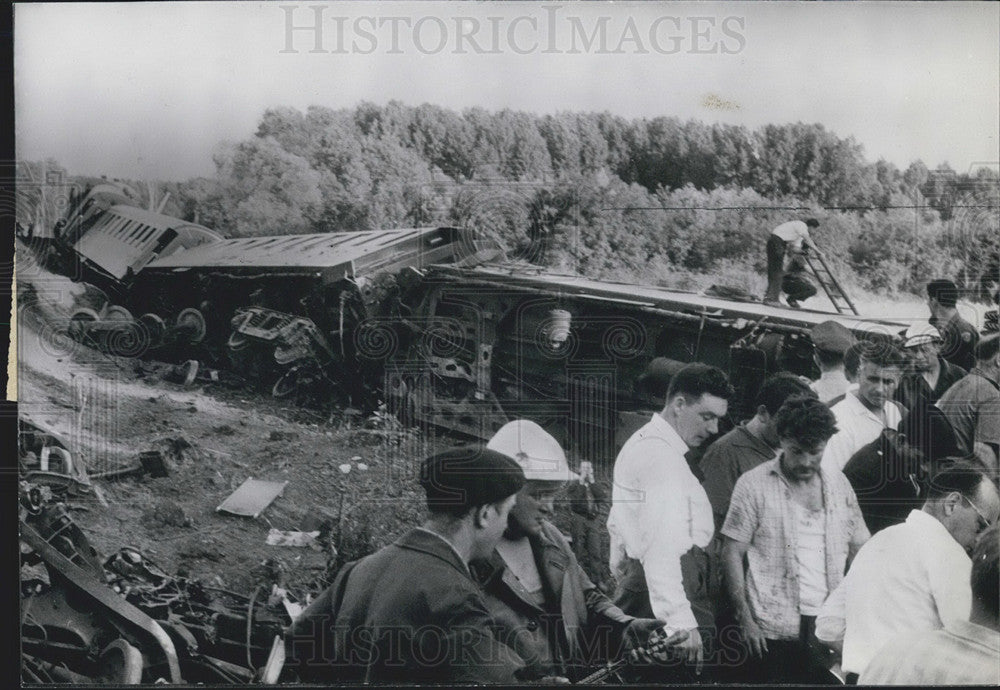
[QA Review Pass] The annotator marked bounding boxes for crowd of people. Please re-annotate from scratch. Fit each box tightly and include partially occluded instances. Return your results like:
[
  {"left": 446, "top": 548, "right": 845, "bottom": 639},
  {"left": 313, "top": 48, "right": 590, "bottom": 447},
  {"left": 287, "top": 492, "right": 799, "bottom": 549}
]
[{"left": 284, "top": 277, "right": 999, "bottom": 685}]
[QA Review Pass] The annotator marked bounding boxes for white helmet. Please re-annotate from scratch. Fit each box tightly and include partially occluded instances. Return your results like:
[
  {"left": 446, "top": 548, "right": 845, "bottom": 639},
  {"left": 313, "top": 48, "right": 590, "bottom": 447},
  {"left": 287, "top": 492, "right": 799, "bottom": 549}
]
[
  {"left": 487, "top": 420, "right": 580, "bottom": 483},
  {"left": 903, "top": 322, "right": 942, "bottom": 349}
]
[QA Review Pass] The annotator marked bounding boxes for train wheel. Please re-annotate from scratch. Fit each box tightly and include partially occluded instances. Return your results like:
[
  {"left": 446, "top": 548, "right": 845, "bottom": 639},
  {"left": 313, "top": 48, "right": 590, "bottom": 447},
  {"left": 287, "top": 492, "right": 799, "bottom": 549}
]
[
  {"left": 175, "top": 308, "right": 207, "bottom": 344},
  {"left": 95, "top": 638, "right": 143, "bottom": 684},
  {"left": 104, "top": 305, "right": 134, "bottom": 323},
  {"left": 226, "top": 331, "right": 249, "bottom": 351},
  {"left": 272, "top": 366, "right": 302, "bottom": 399},
  {"left": 68, "top": 308, "right": 100, "bottom": 340},
  {"left": 138, "top": 313, "right": 166, "bottom": 346}
]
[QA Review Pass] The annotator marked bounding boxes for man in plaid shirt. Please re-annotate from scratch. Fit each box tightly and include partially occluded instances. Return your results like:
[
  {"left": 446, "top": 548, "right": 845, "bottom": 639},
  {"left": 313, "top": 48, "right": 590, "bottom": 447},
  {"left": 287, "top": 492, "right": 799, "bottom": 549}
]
[{"left": 721, "top": 395, "right": 869, "bottom": 684}]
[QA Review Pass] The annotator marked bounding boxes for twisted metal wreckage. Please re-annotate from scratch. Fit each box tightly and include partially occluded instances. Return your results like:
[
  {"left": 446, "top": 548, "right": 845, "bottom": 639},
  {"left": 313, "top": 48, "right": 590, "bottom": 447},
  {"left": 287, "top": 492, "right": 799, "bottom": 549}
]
[
  {"left": 20, "top": 182, "right": 919, "bottom": 683},
  {"left": 26, "top": 183, "right": 914, "bottom": 439},
  {"left": 20, "top": 470, "right": 289, "bottom": 684}
]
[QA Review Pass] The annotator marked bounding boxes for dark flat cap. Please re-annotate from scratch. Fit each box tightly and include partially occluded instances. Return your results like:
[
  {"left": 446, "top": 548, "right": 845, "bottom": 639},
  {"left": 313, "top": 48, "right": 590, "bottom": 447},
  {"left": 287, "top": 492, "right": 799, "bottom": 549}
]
[
  {"left": 811, "top": 320, "right": 855, "bottom": 354},
  {"left": 420, "top": 446, "right": 525, "bottom": 514}
]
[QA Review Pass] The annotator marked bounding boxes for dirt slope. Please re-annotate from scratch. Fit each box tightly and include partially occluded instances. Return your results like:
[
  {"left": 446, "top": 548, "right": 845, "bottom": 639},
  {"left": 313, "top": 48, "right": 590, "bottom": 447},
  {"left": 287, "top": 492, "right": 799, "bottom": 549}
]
[{"left": 18, "top": 303, "right": 444, "bottom": 598}]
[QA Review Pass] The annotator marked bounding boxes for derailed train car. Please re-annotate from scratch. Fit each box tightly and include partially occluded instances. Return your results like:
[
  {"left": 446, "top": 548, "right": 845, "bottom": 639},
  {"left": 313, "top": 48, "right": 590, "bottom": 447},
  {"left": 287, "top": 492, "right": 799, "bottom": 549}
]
[
  {"left": 377, "top": 263, "right": 907, "bottom": 467},
  {"left": 47, "top": 183, "right": 223, "bottom": 302},
  {"left": 127, "top": 226, "right": 496, "bottom": 403},
  {"left": 35, "top": 183, "right": 909, "bottom": 465}
]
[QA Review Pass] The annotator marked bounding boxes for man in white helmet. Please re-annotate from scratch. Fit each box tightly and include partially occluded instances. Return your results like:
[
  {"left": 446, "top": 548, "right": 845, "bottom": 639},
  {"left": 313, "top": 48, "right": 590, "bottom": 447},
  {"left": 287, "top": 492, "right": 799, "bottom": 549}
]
[{"left": 471, "top": 420, "right": 685, "bottom": 681}]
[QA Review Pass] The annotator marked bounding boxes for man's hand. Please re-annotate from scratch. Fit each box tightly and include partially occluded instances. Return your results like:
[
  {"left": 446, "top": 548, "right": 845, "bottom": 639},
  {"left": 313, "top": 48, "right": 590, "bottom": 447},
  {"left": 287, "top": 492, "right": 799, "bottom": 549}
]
[
  {"left": 739, "top": 617, "right": 769, "bottom": 659},
  {"left": 623, "top": 619, "right": 688, "bottom": 662},
  {"left": 676, "top": 627, "right": 704, "bottom": 675}
]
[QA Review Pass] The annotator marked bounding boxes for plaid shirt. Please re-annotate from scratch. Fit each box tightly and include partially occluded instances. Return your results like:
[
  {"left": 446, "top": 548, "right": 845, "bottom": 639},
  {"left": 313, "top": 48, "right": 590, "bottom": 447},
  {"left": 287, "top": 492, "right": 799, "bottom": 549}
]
[{"left": 722, "top": 458, "right": 870, "bottom": 639}]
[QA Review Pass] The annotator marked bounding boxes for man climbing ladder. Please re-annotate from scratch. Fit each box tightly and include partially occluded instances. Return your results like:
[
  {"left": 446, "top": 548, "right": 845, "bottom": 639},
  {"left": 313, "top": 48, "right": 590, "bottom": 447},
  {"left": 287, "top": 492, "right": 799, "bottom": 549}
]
[{"left": 764, "top": 218, "right": 821, "bottom": 308}]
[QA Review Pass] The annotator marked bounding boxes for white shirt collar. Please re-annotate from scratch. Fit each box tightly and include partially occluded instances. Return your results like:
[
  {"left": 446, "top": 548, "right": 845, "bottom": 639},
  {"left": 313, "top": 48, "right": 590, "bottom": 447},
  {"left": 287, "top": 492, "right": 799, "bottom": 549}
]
[
  {"left": 844, "top": 389, "right": 891, "bottom": 423},
  {"left": 905, "top": 509, "right": 958, "bottom": 546},
  {"left": 648, "top": 412, "right": 690, "bottom": 453}
]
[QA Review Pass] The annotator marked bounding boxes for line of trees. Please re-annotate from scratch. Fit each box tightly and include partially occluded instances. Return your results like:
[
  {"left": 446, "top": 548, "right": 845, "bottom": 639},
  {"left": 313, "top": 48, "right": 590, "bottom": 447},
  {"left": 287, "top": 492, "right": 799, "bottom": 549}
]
[{"left": 25, "top": 102, "right": 1000, "bottom": 298}]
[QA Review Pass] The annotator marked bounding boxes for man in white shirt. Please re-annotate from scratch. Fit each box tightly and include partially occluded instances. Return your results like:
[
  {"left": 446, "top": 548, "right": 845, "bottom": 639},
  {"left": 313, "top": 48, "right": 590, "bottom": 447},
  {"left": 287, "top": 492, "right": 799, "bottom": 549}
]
[
  {"left": 859, "top": 524, "right": 1000, "bottom": 685},
  {"left": 764, "top": 218, "right": 820, "bottom": 306},
  {"left": 608, "top": 363, "right": 734, "bottom": 679},
  {"left": 822, "top": 341, "right": 906, "bottom": 473},
  {"left": 816, "top": 463, "right": 1000, "bottom": 683}
]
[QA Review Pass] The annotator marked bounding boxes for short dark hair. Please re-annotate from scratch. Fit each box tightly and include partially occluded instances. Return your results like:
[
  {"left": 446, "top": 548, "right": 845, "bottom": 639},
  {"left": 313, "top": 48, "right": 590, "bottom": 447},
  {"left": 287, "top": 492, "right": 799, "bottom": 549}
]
[
  {"left": 856, "top": 338, "right": 907, "bottom": 370},
  {"left": 971, "top": 524, "right": 999, "bottom": 622},
  {"left": 805, "top": 218, "right": 820, "bottom": 228},
  {"left": 774, "top": 394, "right": 839, "bottom": 446},
  {"left": 925, "top": 461, "right": 990, "bottom": 502},
  {"left": 666, "top": 363, "right": 734, "bottom": 403},
  {"left": 420, "top": 447, "right": 525, "bottom": 517},
  {"left": 754, "top": 373, "right": 816, "bottom": 416},
  {"left": 975, "top": 333, "right": 1000, "bottom": 362},
  {"left": 844, "top": 343, "right": 864, "bottom": 380},
  {"left": 815, "top": 348, "right": 845, "bottom": 367},
  {"left": 927, "top": 279, "right": 959, "bottom": 308}
]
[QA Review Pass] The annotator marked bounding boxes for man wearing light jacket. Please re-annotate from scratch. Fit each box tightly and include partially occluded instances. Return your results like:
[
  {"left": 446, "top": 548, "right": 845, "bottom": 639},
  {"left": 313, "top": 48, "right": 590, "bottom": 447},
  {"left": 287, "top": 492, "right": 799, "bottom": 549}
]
[{"left": 471, "top": 420, "right": 683, "bottom": 681}]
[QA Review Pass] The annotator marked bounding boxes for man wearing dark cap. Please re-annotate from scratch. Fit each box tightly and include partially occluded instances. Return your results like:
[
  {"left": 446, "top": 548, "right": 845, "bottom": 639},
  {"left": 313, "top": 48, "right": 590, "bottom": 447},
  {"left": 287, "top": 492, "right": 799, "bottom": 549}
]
[
  {"left": 927, "top": 278, "right": 980, "bottom": 371},
  {"left": 809, "top": 320, "right": 855, "bottom": 404},
  {"left": 894, "top": 321, "right": 967, "bottom": 414},
  {"left": 285, "top": 447, "right": 528, "bottom": 684}
]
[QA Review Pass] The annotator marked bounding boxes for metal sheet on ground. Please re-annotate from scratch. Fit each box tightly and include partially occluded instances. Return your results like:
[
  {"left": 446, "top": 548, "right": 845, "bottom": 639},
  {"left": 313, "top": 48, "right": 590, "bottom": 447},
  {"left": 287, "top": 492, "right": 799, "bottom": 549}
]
[{"left": 216, "top": 477, "right": 289, "bottom": 518}]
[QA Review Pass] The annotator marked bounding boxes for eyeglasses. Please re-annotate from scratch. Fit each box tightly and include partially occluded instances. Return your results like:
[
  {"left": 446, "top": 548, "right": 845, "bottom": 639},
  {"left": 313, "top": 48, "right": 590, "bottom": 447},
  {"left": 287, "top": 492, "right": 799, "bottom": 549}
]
[{"left": 963, "top": 495, "right": 993, "bottom": 532}]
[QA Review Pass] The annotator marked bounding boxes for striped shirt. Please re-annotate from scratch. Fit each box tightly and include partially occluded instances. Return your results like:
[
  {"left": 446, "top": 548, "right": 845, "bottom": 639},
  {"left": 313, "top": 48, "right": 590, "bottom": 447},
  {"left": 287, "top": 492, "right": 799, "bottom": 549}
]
[{"left": 722, "top": 457, "right": 870, "bottom": 639}]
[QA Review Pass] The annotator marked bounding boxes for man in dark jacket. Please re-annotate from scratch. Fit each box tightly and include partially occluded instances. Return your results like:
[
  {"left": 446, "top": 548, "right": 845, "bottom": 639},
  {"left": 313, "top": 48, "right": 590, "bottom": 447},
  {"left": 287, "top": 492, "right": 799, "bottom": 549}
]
[
  {"left": 473, "top": 420, "right": 682, "bottom": 681},
  {"left": 844, "top": 403, "right": 960, "bottom": 534},
  {"left": 894, "top": 322, "right": 966, "bottom": 414},
  {"left": 701, "top": 373, "right": 816, "bottom": 530},
  {"left": 927, "top": 278, "right": 980, "bottom": 371},
  {"left": 285, "top": 447, "right": 528, "bottom": 684}
]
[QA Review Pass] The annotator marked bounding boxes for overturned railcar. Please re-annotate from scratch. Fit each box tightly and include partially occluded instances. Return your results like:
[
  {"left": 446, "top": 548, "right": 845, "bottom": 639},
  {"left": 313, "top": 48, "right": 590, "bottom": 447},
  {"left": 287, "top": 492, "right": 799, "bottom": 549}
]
[
  {"left": 379, "top": 263, "right": 907, "bottom": 466},
  {"left": 34, "top": 185, "right": 910, "bottom": 462},
  {"left": 124, "top": 227, "right": 494, "bottom": 402},
  {"left": 48, "top": 183, "right": 223, "bottom": 301}
]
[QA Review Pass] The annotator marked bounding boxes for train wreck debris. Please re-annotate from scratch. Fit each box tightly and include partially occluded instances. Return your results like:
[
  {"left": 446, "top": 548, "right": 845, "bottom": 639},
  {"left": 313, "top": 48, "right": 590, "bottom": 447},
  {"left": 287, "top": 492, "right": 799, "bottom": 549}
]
[
  {"left": 380, "top": 263, "right": 907, "bottom": 459},
  {"left": 20, "top": 481, "right": 299, "bottom": 684},
  {"left": 20, "top": 180, "right": 919, "bottom": 466},
  {"left": 19, "top": 417, "right": 94, "bottom": 497}
]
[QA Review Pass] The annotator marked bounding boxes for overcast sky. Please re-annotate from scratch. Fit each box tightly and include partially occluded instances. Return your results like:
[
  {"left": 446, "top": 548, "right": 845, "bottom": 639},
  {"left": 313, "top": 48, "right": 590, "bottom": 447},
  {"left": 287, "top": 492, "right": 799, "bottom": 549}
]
[{"left": 15, "top": 1, "right": 1000, "bottom": 181}]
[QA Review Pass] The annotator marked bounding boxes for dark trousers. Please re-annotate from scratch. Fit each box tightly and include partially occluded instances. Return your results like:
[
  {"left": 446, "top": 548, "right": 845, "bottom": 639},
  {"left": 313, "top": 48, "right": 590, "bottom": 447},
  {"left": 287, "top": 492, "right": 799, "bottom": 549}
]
[
  {"left": 613, "top": 551, "right": 718, "bottom": 683},
  {"left": 764, "top": 234, "right": 787, "bottom": 302},
  {"left": 731, "top": 615, "right": 841, "bottom": 685}
]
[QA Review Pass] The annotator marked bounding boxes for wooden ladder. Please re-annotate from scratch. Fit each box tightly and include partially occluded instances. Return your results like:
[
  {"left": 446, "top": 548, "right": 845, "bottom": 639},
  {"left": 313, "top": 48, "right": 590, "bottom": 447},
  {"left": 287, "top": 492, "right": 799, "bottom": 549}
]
[{"left": 803, "top": 251, "right": 859, "bottom": 315}]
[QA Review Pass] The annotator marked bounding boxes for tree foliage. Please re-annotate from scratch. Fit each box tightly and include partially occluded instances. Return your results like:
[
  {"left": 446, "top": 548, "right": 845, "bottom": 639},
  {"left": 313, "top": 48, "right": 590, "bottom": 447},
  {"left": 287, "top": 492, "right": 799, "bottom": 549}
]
[{"left": 33, "top": 101, "right": 998, "bottom": 300}]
